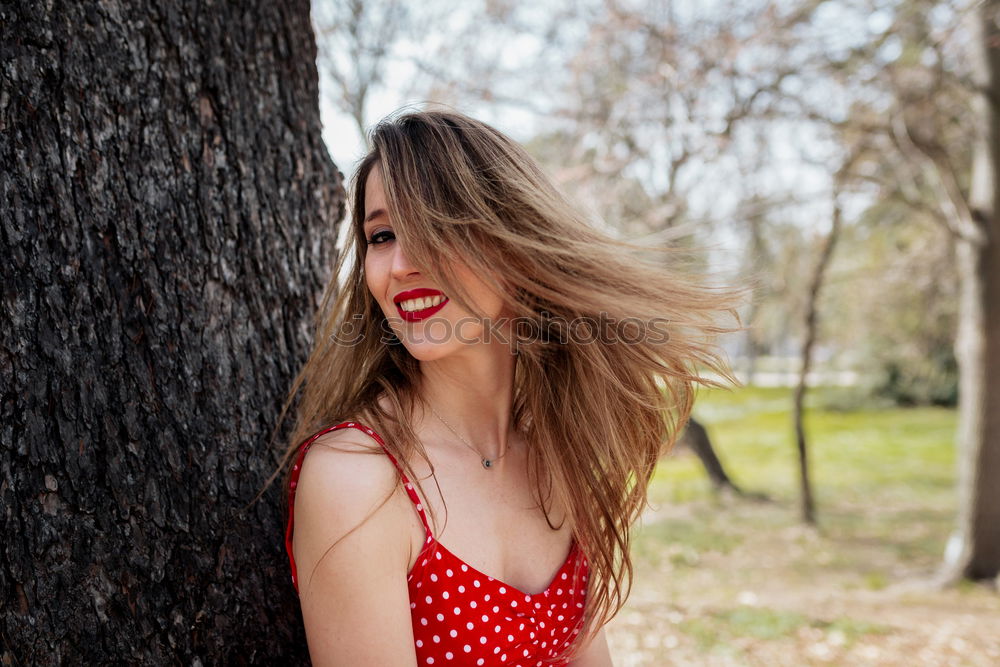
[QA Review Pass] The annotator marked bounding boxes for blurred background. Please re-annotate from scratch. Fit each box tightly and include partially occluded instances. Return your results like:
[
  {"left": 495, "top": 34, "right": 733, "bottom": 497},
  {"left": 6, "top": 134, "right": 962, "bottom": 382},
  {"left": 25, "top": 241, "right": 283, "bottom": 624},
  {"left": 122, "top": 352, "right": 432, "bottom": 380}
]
[{"left": 309, "top": 0, "right": 1000, "bottom": 664}]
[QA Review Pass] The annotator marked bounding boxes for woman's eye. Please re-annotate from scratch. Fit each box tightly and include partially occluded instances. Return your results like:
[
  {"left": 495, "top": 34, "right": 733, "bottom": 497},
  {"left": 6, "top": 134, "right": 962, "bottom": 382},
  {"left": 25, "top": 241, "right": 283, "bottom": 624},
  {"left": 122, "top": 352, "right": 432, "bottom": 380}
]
[{"left": 366, "top": 230, "right": 395, "bottom": 245}]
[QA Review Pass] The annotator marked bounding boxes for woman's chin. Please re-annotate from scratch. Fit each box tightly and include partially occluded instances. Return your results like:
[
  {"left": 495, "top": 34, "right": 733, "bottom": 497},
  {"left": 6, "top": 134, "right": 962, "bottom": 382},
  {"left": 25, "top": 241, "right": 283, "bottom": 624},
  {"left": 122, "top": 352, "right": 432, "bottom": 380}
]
[{"left": 400, "top": 341, "right": 463, "bottom": 362}]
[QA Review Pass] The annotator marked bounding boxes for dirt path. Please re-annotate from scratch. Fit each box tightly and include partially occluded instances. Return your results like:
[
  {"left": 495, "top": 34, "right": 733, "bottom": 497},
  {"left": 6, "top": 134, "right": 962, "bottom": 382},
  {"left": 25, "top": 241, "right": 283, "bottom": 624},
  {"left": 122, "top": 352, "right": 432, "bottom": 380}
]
[{"left": 604, "top": 500, "right": 1000, "bottom": 666}]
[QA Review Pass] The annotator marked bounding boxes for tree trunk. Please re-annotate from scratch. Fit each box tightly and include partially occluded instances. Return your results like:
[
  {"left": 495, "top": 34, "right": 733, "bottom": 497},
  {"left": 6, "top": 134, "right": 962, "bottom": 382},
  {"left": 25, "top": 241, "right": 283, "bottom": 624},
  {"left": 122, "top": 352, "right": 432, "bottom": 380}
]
[
  {"left": 1, "top": 1, "right": 342, "bottom": 663},
  {"left": 941, "top": 0, "right": 1000, "bottom": 583},
  {"left": 792, "top": 186, "right": 843, "bottom": 525},
  {"left": 678, "top": 417, "right": 743, "bottom": 494}
]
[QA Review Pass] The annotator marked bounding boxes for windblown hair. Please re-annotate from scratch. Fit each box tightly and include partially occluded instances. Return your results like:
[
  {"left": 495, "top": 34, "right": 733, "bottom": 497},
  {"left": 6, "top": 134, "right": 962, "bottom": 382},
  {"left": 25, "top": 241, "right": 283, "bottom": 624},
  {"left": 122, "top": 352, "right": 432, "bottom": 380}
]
[{"left": 272, "top": 108, "right": 750, "bottom": 663}]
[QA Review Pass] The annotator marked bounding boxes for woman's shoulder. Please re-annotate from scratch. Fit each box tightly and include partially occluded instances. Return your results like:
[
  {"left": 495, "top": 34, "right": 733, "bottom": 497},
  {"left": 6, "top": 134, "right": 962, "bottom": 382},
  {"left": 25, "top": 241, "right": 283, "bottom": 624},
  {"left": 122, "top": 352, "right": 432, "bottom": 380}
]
[
  {"left": 288, "top": 421, "right": 415, "bottom": 598},
  {"left": 295, "top": 421, "right": 396, "bottom": 495},
  {"left": 290, "top": 421, "right": 409, "bottom": 557},
  {"left": 305, "top": 420, "right": 386, "bottom": 453}
]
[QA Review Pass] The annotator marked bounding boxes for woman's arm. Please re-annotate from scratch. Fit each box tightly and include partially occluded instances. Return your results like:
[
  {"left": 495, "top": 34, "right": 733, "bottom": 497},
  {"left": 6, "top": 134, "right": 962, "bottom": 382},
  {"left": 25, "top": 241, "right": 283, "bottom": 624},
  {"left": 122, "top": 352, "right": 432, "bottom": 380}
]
[
  {"left": 292, "top": 432, "right": 418, "bottom": 667},
  {"left": 569, "top": 626, "right": 615, "bottom": 667}
]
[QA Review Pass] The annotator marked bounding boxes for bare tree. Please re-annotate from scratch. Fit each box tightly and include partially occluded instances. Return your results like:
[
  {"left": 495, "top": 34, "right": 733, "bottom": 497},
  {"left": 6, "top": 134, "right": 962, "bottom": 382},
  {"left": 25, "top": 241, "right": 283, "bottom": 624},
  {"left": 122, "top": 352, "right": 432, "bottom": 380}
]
[
  {"left": 827, "top": 0, "right": 1000, "bottom": 582},
  {"left": 792, "top": 175, "right": 847, "bottom": 524},
  {"left": 313, "top": 0, "right": 409, "bottom": 146},
  {"left": 937, "top": 0, "right": 1000, "bottom": 583}
]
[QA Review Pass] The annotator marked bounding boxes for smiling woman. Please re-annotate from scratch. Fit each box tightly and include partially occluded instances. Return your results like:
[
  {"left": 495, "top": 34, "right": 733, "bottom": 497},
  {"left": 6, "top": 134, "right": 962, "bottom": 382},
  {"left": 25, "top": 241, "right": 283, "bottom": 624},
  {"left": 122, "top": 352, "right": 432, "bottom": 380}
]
[{"left": 272, "top": 108, "right": 750, "bottom": 666}]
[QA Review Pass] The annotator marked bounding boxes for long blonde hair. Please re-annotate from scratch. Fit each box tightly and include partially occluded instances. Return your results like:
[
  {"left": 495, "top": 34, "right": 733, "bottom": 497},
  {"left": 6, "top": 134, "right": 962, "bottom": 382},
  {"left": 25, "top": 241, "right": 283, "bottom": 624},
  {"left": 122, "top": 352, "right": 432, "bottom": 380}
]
[{"left": 273, "top": 108, "right": 750, "bottom": 662}]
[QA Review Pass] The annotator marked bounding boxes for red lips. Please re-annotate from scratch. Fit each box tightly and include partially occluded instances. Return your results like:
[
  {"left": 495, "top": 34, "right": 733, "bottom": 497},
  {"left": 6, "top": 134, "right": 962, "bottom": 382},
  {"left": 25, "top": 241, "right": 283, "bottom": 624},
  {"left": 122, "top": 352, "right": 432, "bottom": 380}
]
[{"left": 393, "top": 288, "right": 449, "bottom": 322}]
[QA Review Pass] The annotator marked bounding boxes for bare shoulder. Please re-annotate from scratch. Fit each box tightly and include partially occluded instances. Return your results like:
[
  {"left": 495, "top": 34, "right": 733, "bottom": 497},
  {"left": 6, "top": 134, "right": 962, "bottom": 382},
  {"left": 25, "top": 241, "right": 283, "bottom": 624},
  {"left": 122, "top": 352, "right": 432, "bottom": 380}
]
[
  {"left": 292, "top": 425, "right": 409, "bottom": 586},
  {"left": 291, "top": 425, "right": 420, "bottom": 664},
  {"left": 294, "top": 406, "right": 403, "bottom": 503}
]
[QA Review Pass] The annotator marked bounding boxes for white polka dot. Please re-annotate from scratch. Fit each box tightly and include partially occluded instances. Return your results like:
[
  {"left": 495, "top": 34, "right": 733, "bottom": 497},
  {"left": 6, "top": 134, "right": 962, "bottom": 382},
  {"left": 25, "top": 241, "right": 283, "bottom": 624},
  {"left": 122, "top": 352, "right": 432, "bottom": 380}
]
[
  {"left": 442, "top": 591, "right": 449, "bottom": 600},
  {"left": 426, "top": 658, "right": 433, "bottom": 665},
  {"left": 498, "top": 586, "right": 506, "bottom": 594},
  {"left": 430, "top": 574, "right": 438, "bottom": 582},
  {"left": 519, "top": 623, "right": 525, "bottom": 630},
  {"left": 435, "top": 552, "right": 442, "bottom": 560},
  {"left": 483, "top": 594, "right": 490, "bottom": 601},
  {"left": 507, "top": 634, "right": 514, "bottom": 642},
  {"left": 541, "top": 642, "right": 547, "bottom": 648},
  {"left": 416, "top": 640, "right": 423, "bottom": 647},
  {"left": 446, "top": 568, "right": 453, "bottom": 577},
  {"left": 454, "top": 607, "right": 462, "bottom": 615},
  {"left": 494, "top": 647, "right": 501, "bottom": 654},
  {"left": 511, "top": 601, "right": 517, "bottom": 608},
  {"left": 523, "top": 649, "right": 529, "bottom": 657},
  {"left": 436, "top": 613, "right": 445, "bottom": 621},
  {"left": 470, "top": 601, "right": 477, "bottom": 609},
  {"left": 556, "top": 589, "right": 562, "bottom": 595},
  {"left": 492, "top": 606, "right": 499, "bottom": 613},
  {"left": 530, "top": 632, "right": 535, "bottom": 639},
  {"left": 433, "top": 635, "right": 440, "bottom": 643},
  {"left": 458, "top": 585, "right": 465, "bottom": 593},
  {"left": 494, "top": 625, "right": 501, "bottom": 633},
  {"left": 500, "top": 654, "right": 507, "bottom": 662},
  {"left": 558, "top": 615, "right": 564, "bottom": 621},
  {"left": 425, "top": 595, "right": 433, "bottom": 604},
  {"left": 420, "top": 618, "right": 428, "bottom": 626},
  {"left": 450, "top": 629, "right": 458, "bottom": 638},
  {"left": 561, "top": 573, "right": 567, "bottom": 580},
  {"left": 410, "top": 602, "right": 416, "bottom": 609},
  {"left": 461, "top": 564, "right": 469, "bottom": 572},
  {"left": 466, "top": 621, "right": 474, "bottom": 630},
  {"left": 463, "top": 645, "right": 472, "bottom": 653},
  {"left": 482, "top": 614, "right": 489, "bottom": 622},
  {"left": 474, "top": 580, "right": 481, "bottom": 588},
  {"left": 477, "top": 661, "right": 485, "bottom": 666},
  {"left": 445, "top": 652, "right": 453, "bottom": 660},
  {"left": 480, "top": 636, "right": 487, "bottom": 644},
  {"left": 416, "top": 503, "right": 423, "bottom": 510}
]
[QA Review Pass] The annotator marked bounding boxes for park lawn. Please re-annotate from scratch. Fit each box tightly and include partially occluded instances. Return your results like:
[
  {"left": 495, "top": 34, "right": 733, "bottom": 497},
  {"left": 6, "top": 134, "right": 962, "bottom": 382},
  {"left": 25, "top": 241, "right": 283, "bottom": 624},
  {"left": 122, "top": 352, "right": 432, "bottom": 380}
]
[{"left": 606, "top": 385, "right": 1000, "bottom": 666}]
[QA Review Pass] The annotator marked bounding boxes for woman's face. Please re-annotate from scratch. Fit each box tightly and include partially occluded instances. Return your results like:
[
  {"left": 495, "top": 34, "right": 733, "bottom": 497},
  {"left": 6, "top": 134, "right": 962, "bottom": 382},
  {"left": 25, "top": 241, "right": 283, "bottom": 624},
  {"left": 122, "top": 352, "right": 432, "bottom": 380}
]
[{"left": 362, "top": 166, "right": 509, "bottom": 360}]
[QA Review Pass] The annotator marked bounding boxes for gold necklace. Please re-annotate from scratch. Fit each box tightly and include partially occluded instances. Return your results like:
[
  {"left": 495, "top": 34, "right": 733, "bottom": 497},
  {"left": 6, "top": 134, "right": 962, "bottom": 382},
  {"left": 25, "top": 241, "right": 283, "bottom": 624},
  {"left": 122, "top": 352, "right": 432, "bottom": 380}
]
[{"left": 427, "top": 405, "right": 511, "bottom": 470}]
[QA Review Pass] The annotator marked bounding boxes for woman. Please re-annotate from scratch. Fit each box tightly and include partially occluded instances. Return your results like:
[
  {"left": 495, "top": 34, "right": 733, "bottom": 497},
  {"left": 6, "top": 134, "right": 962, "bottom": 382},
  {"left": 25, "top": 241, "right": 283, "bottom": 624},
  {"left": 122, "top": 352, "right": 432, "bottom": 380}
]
[{"left": 278, "top": 109, "right": 747, "bottom": 666}]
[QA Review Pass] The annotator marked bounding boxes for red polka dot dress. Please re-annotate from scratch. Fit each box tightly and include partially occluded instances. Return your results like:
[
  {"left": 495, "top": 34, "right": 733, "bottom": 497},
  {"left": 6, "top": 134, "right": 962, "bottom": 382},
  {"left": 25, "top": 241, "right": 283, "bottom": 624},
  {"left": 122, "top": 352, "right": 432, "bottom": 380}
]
[{"left": 286, "top": 421, "right": 591, "bottom": 666}]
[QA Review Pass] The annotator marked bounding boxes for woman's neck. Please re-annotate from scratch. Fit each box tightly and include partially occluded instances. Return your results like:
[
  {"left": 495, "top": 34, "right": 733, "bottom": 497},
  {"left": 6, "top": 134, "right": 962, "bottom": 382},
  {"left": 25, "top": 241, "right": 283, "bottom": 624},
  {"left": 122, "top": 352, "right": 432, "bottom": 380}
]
[{"left": 415, "top": 341, "right": 519, "bottom": 462}]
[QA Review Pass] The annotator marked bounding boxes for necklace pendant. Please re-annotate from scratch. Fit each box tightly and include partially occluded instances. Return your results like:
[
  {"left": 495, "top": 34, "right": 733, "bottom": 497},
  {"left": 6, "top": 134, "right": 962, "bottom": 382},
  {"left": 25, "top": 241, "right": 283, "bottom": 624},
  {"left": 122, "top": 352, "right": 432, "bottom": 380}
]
[{"left": 482, "top": 458, "right": 492, "bottom": 469}]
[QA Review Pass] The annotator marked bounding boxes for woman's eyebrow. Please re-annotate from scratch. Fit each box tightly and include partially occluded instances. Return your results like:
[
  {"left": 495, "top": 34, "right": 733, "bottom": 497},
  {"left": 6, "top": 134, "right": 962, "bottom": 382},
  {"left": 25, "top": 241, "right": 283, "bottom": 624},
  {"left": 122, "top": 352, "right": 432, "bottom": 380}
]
[{"left": 364, "top": 208, "right": 386, "bottom": 225}]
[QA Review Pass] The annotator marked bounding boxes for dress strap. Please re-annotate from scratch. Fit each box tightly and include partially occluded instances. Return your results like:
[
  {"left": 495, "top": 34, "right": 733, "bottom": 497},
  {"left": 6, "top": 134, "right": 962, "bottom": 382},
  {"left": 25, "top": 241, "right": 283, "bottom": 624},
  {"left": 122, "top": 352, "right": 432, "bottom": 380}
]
[{"left": 284, "top": 420, "right": 434, "bottom": 594}]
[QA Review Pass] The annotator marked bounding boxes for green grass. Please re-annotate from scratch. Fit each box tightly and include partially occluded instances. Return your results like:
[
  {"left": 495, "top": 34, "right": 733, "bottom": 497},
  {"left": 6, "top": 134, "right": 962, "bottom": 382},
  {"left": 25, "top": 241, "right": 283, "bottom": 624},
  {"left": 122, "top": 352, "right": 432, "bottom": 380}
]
[
  {"left": 653, "top": 385, "right": 957, "bottom": 508},
  {"left": 631, "top": 384, "right": 960, "bottom": 656}
]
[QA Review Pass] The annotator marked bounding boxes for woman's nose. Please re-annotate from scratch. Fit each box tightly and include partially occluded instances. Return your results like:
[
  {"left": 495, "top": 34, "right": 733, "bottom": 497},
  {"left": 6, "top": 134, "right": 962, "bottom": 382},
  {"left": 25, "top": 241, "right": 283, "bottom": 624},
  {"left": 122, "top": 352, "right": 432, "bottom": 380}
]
[{"left": 390, "top": 240, "right": 420, "bottom": 279}]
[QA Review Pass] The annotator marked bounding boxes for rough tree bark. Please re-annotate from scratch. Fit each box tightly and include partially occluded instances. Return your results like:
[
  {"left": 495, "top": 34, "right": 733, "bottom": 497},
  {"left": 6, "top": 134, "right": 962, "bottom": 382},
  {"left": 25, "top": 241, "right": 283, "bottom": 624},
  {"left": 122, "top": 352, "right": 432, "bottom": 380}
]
[
  {"left": 940, "top": 0, "right": 1000, "bottom": 584},
  {"left": 1, "top": 1, "right": 342, "bottom": 663}
]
